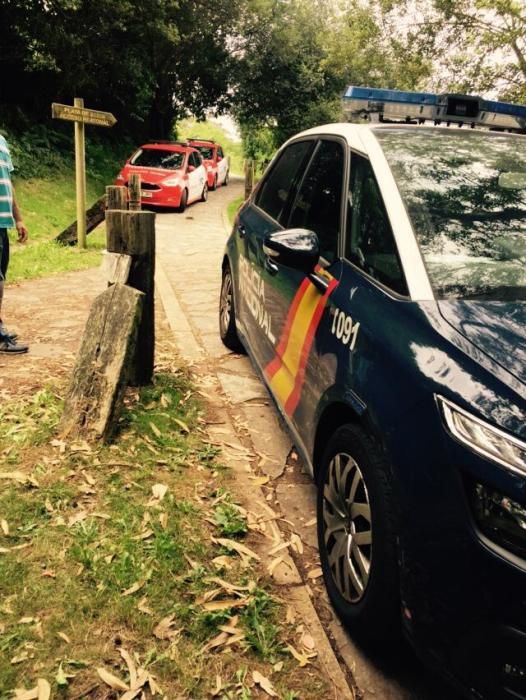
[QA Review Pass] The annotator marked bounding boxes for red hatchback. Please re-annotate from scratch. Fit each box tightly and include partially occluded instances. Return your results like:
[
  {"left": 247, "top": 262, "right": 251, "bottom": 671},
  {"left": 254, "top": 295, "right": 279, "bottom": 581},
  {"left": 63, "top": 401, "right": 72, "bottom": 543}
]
[
  {"left": 116, "top": 142, "right": 208, "bottom": 211},
  {"left": 188, "top": 138, "right": 229, "bottom": 190}
]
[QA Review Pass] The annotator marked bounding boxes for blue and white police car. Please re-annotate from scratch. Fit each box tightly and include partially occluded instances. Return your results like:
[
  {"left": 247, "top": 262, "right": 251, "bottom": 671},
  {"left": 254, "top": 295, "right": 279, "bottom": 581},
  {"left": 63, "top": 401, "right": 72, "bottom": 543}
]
[{"left": 219, "top": 87, "right": 526, "bottom": 699}]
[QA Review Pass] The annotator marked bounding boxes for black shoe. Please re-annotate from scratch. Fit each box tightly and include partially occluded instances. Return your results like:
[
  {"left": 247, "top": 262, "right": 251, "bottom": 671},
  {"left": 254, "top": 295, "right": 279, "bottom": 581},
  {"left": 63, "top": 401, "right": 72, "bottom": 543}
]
[
  {"left": 0, "top": 337, "right": 28, "bottom": 354},
  {"left": 0, "top": 322, "right": 17, "bottom": 341}
]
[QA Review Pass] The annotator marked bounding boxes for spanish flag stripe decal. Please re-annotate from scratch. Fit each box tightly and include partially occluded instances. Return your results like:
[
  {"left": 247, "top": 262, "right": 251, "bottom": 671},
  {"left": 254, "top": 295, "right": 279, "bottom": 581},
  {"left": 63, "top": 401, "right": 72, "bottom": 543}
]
[
  {"left": 265, "top": 273, "right": 338, "bottom": 416},
  {"left": 265, "top": 276, "right": 312, "bottom": 381},
  {"left": 285, "top": 277, "right": 338, "bottom": 415}
]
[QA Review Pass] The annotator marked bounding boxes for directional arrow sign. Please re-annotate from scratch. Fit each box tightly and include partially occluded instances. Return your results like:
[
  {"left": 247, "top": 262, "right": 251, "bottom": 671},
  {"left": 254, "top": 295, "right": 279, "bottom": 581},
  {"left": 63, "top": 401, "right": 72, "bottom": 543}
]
[{"left": 52, "top": 102, "right": 117, "bottom": 127}]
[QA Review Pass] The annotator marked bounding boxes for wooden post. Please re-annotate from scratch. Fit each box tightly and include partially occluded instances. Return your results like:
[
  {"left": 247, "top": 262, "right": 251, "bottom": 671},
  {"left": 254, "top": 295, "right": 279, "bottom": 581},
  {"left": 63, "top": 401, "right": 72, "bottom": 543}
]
[
  {"left": 244, "top": 159, "right": 254, "bottom": 200},
  {"left": 74, "top": 97, "right": 87, "bottom": 249},
  {"left": 60, "top": 284, "right": 144, "bottom": 441},
  {"left": 106, "top": 209, "right": 155, "bottom": 385},
  {"left": 107, "top": 185, "right": 127, "bottom": 211},
  {"left": 128, "top": 174, "right": 142, "bottom": 211}
]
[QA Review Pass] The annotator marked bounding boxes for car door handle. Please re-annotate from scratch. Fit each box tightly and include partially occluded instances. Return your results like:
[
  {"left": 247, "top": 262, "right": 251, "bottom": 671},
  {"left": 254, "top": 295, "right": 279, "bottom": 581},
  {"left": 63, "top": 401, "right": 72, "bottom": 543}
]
[
  {"left": 265, "top": 257, "right": 278, "bottom": 275},
  {"left": 238, "top": 225, "right": 246, "bottom": 238}
]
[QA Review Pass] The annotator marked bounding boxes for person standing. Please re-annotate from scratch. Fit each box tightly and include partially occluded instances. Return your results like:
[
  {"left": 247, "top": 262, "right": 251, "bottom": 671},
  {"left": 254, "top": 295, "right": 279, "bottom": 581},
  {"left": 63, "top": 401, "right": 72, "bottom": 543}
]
[{"left": 0, "top": 133, "right": 29, "bottom": 354}]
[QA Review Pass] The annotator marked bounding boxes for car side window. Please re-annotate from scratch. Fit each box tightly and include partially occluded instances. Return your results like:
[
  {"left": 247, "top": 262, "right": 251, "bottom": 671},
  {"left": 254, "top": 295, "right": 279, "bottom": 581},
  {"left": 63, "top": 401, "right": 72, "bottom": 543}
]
[
  {"left": 217, "top": 146, "right": 224, "bottom": 159},
  {"left": 256, "top": 140, "right": 315, "bottom": 225},
  {"left": 287, "top": 139, "right": 344, "bottom": 264},
  {"left": 346, "top": 153, "right": 408, "bottom": 296}
]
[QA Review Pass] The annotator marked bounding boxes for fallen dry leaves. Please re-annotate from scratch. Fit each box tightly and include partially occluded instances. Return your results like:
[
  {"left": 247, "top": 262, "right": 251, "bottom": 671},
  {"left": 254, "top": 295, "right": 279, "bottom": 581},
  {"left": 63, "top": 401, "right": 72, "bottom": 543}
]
[
  {"left": 13, "top": 678, "right": 50, "bottom": 700},
  {"left": 97, "top": 649, "right": 163, "bottom": 697},
  {"left": 252, "top": 670, "right": 278, "bottom": 697}
]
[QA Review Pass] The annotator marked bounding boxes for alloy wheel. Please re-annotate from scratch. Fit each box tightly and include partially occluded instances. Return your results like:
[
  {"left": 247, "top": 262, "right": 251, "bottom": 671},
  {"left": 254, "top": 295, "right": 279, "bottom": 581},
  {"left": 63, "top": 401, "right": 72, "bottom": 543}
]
[
  {"left": 322, "top": 452, "right": 372, "bottom": 603},
  {"left": 219, "top": 272, "right": 233, "bottom": 336}
]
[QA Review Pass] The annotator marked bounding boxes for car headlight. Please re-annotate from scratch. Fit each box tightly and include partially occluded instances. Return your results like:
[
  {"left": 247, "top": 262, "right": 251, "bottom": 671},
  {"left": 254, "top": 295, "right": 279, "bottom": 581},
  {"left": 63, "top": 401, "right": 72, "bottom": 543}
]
[
  {"left": 437, "top": 395, "right": 526, "bottom": 477},
  {"left": 162, "top": 177, "right": 181, "bottom": 186}
]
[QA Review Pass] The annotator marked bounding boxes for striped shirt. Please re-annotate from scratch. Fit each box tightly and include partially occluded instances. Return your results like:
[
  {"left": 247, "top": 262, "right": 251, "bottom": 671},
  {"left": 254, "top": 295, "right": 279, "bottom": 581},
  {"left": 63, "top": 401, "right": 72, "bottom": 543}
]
[{"left": 0, "top": 135, "right": 15, "bottom": 229}]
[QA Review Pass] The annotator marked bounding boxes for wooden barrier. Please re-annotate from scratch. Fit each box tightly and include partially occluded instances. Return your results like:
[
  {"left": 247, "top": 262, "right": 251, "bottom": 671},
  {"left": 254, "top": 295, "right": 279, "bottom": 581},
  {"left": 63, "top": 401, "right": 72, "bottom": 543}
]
[
  {"left": 54, "top": 196, "right": 105, "bottom": 246},
  {"left": 59, "top": 179, "right": 155, "bottom": 441},
  {"left": 105, "top": 181, "right": 155, "bottom": 386},
  {"left": 59, "top": 284, "right": 143, "bottom": 441}
]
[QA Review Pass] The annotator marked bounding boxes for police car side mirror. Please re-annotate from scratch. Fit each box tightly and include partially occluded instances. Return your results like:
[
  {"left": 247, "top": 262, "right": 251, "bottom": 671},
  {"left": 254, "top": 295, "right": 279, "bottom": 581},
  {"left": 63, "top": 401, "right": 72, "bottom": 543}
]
[{"left": 263, "top": 229, "right": 320, "bottom": 274}]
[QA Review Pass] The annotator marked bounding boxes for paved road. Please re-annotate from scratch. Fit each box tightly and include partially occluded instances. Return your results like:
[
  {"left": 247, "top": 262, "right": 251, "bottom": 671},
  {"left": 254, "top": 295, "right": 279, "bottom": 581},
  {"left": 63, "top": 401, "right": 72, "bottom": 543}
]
[{"left": 155, "top": 178, "right": 462, "bottom": 700}]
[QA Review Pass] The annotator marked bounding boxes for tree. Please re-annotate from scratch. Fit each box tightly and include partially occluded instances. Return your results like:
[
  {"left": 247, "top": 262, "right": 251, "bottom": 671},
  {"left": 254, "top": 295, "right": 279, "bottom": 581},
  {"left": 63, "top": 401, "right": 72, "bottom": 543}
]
[
  {"left": 0, "top": 0, "right": 242, "bottom": 139},
  {"left": 231, "top": 0, "right": 343, "bottom": 153},
  {"left": 385, "top": 0, "right": 526, "bottom": 101}
]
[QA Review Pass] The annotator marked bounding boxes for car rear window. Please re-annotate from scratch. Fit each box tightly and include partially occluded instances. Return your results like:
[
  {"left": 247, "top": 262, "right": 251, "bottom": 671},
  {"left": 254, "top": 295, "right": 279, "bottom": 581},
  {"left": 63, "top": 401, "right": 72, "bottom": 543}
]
[
  {"left": 376, "top": 128, "right": 526, "bottom": 300},
  {"left": 130, "top": 149, "right": 185, "bottom": 170},
  {"left": 194, "top": 145, "right": 215, "bottom": 160}
]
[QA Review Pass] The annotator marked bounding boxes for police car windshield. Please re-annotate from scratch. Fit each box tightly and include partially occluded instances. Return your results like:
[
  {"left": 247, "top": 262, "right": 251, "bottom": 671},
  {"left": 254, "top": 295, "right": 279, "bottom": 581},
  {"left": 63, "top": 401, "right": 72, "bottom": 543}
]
[
  {"left": 376, "top": 128, "right": 526, "bottom": 301},
  {"left": 130, "top": 149, "right": 185, "bottom": 169}
]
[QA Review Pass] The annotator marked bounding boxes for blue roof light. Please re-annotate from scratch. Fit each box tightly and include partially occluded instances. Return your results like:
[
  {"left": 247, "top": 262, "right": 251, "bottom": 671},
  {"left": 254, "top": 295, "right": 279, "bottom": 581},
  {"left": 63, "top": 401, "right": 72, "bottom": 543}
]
[{"left": 343, "top": 86, "right": 526, "bottom": 131}]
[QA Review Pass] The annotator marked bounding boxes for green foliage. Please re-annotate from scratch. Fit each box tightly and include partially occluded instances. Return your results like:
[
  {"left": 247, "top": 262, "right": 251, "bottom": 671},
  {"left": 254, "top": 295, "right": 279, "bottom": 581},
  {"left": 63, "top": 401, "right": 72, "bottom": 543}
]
[
  {"left": 231, "top": 0, "right": 343, "bottom": 154},
  {"left": 388, "top": 0, "right": 526, "bottom": 102},
  {"left": 228, "top": 196, "right": 244, "bottom": 225},
  {"left": 0, "top": 0, "right": 242, "bottom": 140},
  {"left": 242, "top": 588, "right": 283, "bottom": 661},
  {"left": 214, "top": 501, "right": 248, "bottom": 538}
]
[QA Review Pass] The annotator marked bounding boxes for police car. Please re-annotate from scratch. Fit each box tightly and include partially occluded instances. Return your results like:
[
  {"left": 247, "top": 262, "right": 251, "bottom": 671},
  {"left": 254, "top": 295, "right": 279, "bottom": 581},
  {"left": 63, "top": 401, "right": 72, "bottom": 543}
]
[{"left": 219, "top": 87, "right": 526, "bottom": 699}]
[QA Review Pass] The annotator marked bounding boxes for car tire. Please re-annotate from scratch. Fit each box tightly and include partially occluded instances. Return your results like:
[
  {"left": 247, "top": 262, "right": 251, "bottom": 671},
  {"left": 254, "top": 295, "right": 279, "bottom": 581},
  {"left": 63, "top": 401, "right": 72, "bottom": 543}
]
[
  {"left": 178, "top": 189, "right": 188, "bottom": 213},
  {"left": 317, "top": 423, "right": 400, "bottom": 643},
  {"left": 219, "top": 264, "right": 244, "bottom": 353},
  {"left": 224, "top": 171, "right": 229, "bottom": 186},
  {"left": 211, "top": 175, "right": 218, "bottom": 191},
  {"left": 201, "top": 183, "right": 208, "bottom": 202}
]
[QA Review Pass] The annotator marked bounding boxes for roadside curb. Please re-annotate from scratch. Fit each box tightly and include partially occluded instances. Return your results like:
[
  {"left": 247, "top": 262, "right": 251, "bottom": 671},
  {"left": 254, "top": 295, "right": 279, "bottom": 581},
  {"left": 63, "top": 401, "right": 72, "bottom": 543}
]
[{"left": 155, "top": 194, "right": 355, "bottom": 699}]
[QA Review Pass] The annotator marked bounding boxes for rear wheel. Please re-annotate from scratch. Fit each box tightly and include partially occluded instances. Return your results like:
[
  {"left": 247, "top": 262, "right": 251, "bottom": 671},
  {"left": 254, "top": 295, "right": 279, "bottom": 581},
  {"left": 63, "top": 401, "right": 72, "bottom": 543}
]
[
  {"left": 201, "top": 183, "right": 208, "bottom": 202},
  {"left": 317, "top": 423, "right": 400, "bottom": 643},
  {"left": 178, "top": 188, "right": 188, "bottom": 213},
  {"left": 211, "top": 175, "right": 218, "bottom": 191},
  {"left": 219, "top": 265, "right": 244, "bottom": 353},
  {"left": 223, "top": 171, "right": 229, "bottom": 186}
]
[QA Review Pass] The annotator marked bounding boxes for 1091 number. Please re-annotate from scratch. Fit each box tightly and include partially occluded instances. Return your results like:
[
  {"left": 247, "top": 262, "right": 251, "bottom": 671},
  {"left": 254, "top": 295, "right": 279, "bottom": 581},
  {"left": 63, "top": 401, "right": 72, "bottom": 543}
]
[{"left": 331, "top": 308, "right": 360, "bottom": 351}]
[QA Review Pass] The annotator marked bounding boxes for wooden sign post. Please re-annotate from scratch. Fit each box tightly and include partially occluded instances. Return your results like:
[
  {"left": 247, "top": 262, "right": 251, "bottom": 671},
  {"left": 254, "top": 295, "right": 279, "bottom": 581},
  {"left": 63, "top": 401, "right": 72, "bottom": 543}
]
[{"left": 52, "top": 98, "right": 116, "bottom": 249}]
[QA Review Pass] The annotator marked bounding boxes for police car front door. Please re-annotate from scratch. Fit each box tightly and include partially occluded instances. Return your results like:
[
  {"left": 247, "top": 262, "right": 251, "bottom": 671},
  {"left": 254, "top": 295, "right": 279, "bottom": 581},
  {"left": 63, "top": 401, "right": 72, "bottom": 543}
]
[
  {"left": 315, "top": 151, "right": 410, "bottom": 434},
  {"left": 236, "top": 140, "right": 316, "bottom": 370},
  {"left": 262, "top": 139, "right": 346, "bottom": 436}
]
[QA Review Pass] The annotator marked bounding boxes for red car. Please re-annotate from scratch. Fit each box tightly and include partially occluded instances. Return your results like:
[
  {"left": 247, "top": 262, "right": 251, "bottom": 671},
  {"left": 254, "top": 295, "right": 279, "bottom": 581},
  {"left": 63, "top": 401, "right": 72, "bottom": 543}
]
[
  {"left": 116, "top": 142, "right": 208, "bottom": 211},
  {"left": 188, "top": 138, "right": 229, "bottom": 190}
]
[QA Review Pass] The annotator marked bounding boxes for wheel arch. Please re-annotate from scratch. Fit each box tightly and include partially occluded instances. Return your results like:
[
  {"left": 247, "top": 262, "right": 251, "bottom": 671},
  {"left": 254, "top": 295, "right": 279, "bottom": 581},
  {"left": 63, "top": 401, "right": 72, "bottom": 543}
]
[{"left": 313, "top": 397, "right": 366, "bottom": 485}]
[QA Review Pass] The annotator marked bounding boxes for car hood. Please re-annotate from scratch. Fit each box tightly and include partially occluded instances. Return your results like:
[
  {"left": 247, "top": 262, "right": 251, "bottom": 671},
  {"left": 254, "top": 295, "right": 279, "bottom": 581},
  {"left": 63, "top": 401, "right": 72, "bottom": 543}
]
[
  {"left": 122, "top": 165, "right": 182, "bottom": 184},
  {"left": 438, "top": 300, "right": 526, "bottom": 385}
]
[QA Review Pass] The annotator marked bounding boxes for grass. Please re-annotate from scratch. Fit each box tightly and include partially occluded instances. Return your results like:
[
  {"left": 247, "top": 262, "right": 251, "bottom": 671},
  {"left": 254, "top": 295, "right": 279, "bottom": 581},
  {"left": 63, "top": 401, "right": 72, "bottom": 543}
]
[
  {"left": 228, "top": 195, "right": 245, "bottom": 224},
  {"left": 9, "top": 161, "right": 115, "bottom": 283},
  {"left": 0, "top": 369, "right": 331, "bottom": 699}
]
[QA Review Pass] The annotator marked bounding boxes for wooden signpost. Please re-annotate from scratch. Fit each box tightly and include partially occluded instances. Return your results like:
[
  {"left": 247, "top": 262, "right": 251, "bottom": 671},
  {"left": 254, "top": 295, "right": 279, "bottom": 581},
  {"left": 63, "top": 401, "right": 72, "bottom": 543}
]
[{"left": 52, "top": 98, "right": 116, "bottom": 248}]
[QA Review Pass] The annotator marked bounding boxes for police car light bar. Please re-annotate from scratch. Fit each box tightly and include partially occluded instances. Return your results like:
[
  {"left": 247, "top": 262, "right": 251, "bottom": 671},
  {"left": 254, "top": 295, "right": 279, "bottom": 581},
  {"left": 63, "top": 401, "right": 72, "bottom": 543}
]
[{"left": 343, "top": 86, "right": 526, "bottom": 131}]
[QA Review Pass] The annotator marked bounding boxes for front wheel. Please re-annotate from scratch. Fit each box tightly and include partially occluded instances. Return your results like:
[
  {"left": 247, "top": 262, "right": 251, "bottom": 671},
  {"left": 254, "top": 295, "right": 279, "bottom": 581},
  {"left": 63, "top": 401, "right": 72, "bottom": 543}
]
[
  {"left": 223, "top": 171, "right": 229, "bottom": 186},
  {"left": 211, "top": 175, "right": 218, "bottom": 191},
  {"left": 317, "top": 423, "right": 400, "bottom": 643},
  {"left": 178, "top": 188, "right": 188, "bottom": 213},
  {"left": 219, "top": 265, "right": 244, "bottom": 353},
  {"left": 201, "top": 182, "right": 208, "bottom": 202}
]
